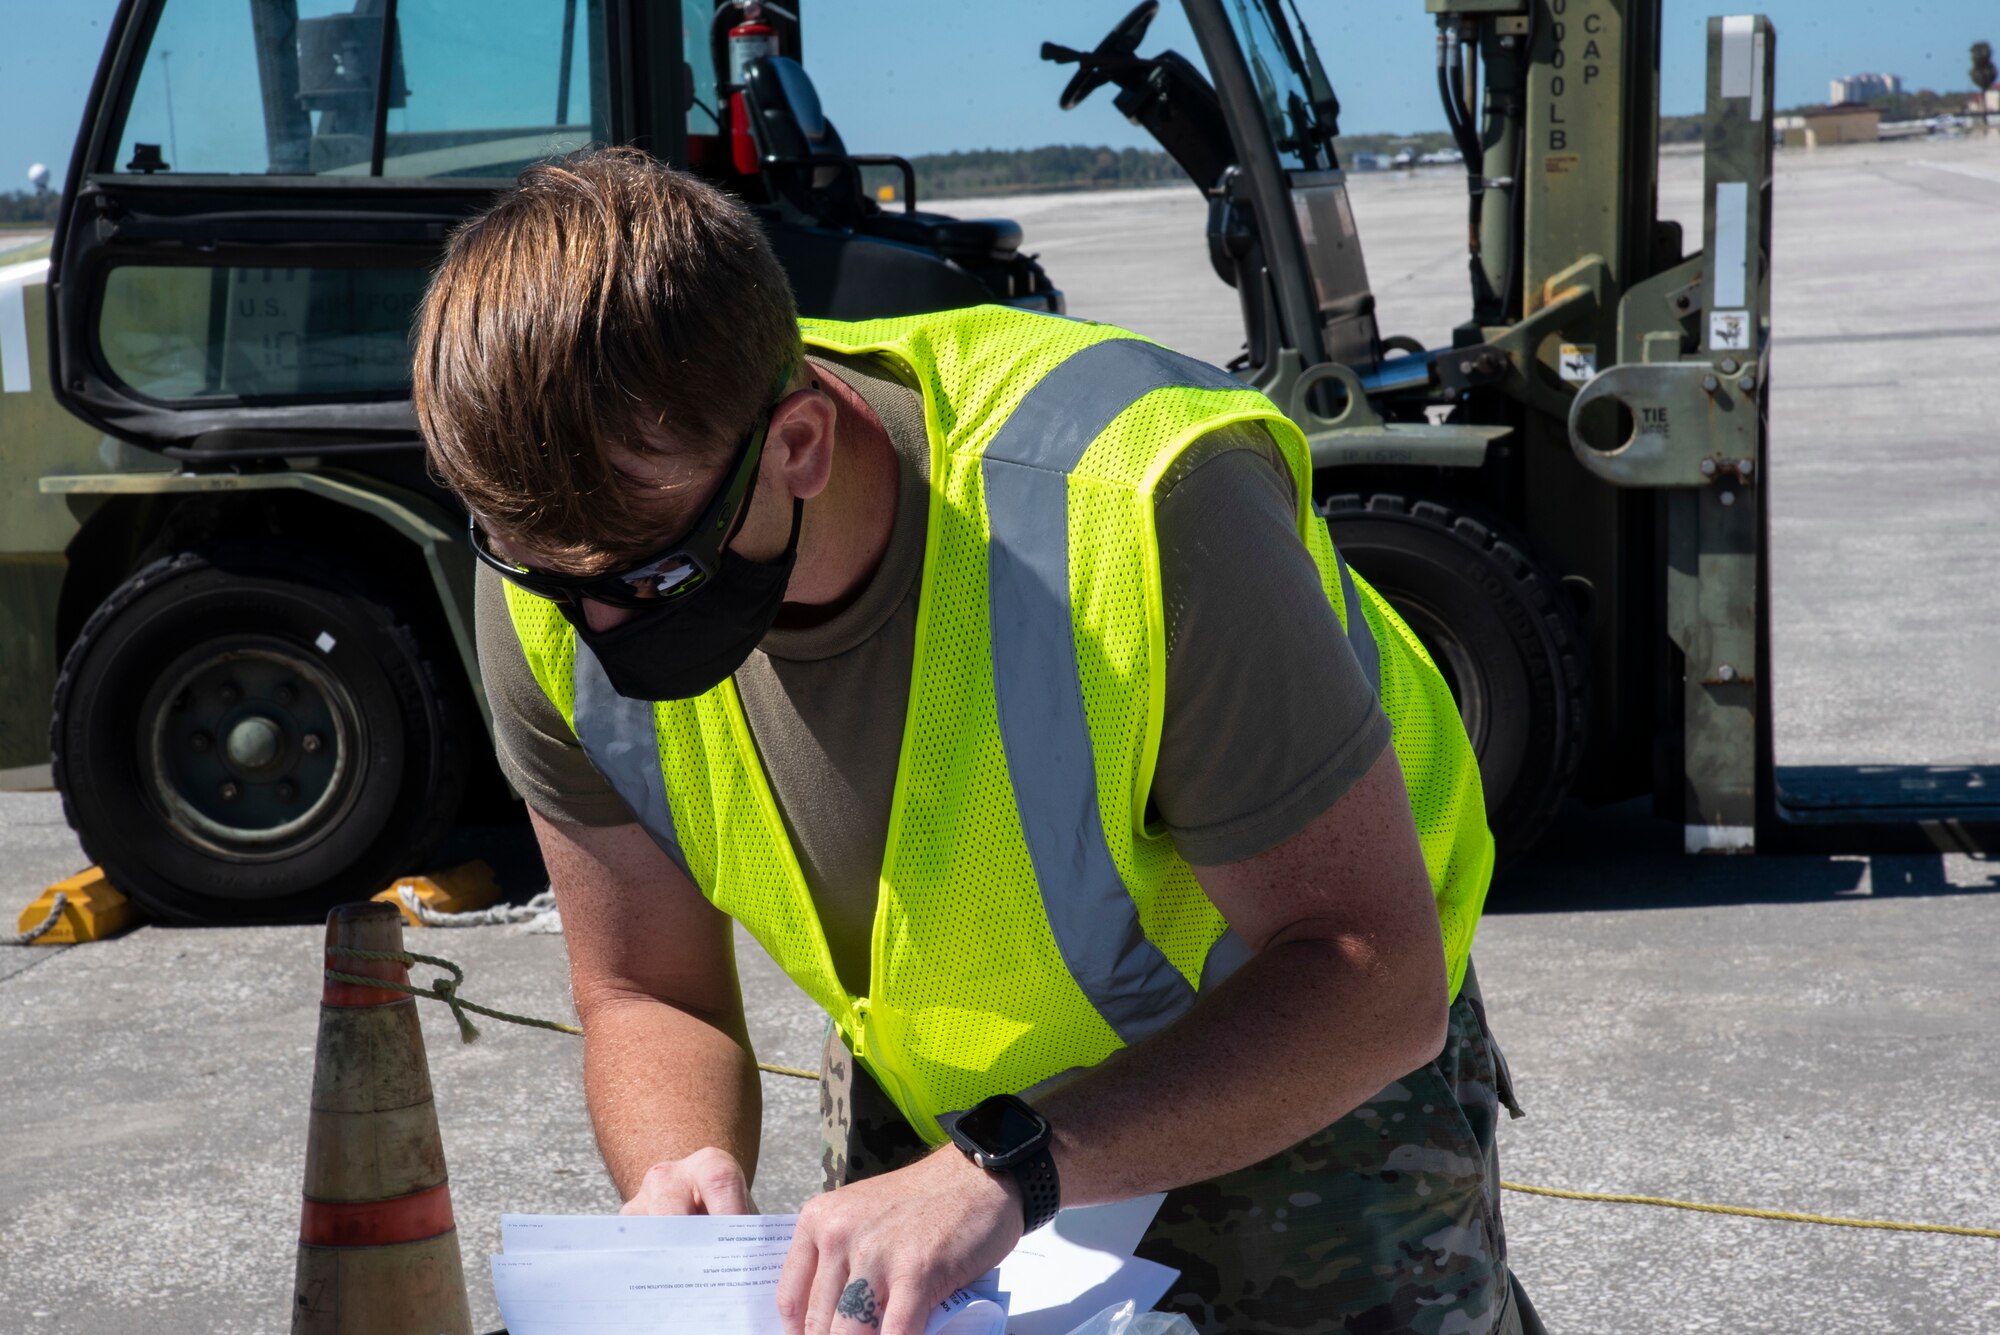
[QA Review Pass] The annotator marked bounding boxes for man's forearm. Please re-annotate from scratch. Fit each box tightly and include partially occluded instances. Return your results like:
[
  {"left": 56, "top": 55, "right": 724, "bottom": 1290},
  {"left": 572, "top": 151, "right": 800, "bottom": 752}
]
[
  {"left": 529, "top": 810, "right": 765, "bottom": 1203},
  {"left": 1034, "top": 926, "right": 1448, "bottom": 1207},
  {"left": 581, "top": 995, "right": 765, "bottom": 1199}
]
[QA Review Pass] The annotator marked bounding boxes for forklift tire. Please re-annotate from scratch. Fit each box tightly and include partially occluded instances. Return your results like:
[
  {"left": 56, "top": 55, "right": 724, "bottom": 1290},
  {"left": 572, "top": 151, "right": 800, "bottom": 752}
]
[
  {"left": 50, "top": 550, "right": 468, "bottom": 925},
  {"left": 1319, "top": 493, "right": 1588, "bottom": 859}
]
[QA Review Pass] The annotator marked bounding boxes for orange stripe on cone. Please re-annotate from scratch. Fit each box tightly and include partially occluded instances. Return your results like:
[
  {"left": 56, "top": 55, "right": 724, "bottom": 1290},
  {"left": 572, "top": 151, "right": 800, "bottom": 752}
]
[
  {"left": 299, "top": 1182, "right": 457, "bottom": 1248},
  {"left": 322, "top": 936, "right": 412, "bottom": 1008}
]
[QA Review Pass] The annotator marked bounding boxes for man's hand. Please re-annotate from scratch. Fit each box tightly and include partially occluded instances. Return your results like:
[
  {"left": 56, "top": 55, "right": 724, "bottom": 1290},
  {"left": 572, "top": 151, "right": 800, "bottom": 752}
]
[
  {"left": 618, "top": 1146, "right": 758, "bottom": 1216},
  {"left": 776, "top": 1148, "right": 1021, "bottom": 1335}
]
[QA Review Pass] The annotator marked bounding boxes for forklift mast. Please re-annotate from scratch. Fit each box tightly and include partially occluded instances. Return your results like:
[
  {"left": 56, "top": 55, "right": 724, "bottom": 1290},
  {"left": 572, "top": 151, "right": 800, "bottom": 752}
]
[
  {"left": 1551, "top": 10, "right": 1774, "bottom": 855},
  {"left": 1423, "top": 3, "right": 1775, "bottom": 854}
]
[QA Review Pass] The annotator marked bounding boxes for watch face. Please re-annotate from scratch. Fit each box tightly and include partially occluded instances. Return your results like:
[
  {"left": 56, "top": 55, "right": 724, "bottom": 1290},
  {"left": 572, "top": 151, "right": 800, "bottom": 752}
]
[{"left": 952, "top": 1095, "right": 1050, "bottom": 1167}]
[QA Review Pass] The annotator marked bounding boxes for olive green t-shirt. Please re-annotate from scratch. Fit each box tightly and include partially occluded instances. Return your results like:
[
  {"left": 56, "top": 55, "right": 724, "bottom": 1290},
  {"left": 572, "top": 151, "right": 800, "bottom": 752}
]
[{"left": 475, "top": 349, "right": 1391, "bottom": 995}]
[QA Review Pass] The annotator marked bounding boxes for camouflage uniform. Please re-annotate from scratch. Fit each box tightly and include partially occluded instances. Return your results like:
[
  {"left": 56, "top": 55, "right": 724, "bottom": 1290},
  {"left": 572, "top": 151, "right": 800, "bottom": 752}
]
[{"left": 818, "top": 961, "right": 1540, "bottom": 1335}]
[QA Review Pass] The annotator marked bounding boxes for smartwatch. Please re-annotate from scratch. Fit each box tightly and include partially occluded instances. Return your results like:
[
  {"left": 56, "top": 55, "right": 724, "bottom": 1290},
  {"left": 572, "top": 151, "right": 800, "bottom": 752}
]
[{"left": 945, "top": 1094, "right": 1061, "bottom": 1234}]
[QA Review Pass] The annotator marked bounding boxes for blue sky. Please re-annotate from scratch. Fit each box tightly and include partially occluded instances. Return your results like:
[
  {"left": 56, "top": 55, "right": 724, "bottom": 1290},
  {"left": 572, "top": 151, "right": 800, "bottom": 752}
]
[{"left": 4, "top": 1, "right": 1994, "bottom": 188}]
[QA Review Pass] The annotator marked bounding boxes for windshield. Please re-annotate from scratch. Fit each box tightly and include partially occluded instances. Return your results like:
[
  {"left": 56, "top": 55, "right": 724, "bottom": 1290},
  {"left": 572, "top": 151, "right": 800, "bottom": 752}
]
[
  {"left": 110, "top": 0, "right": 607, "bottom": 179},
  {"left": 1219, "top": 0, "right": 1333, "bottom": 170}
]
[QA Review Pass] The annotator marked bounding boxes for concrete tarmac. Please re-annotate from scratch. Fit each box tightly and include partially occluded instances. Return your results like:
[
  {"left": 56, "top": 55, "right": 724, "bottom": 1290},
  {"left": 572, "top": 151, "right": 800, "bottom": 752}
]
[
  {"left": 6, "top": 136, "right": 2000, "bottom": 1334},
  {"left": 6, "top": 797, "right": 1996, "bottom": 1334}
]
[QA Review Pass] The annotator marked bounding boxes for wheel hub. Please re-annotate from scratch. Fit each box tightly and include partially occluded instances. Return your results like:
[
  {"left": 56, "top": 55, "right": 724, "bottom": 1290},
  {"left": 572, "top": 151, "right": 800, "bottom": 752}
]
[
  {"left": 143, "top": 640, "right": 363, "bottom": 859},
  {"left": 224, "top": 716, "right": 283, "bottom": 771}
]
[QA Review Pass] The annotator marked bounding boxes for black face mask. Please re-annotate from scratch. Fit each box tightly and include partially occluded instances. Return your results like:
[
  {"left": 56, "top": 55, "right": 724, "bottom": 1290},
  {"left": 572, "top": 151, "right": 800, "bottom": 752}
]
[{"left": 565, "top": 499, "right": 804, "bottom": 701}]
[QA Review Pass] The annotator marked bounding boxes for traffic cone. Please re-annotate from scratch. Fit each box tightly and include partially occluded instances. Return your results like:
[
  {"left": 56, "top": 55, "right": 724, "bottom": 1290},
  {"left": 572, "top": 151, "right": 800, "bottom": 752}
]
[{"left": 292, "top": 901, "right": 473, "bottom": 1335}]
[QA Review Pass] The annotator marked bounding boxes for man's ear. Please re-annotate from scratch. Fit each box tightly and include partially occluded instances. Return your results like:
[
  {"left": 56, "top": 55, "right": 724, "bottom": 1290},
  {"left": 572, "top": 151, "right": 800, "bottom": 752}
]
[{"left": 765, "top": 387, "right": 838, "bottom": 501}]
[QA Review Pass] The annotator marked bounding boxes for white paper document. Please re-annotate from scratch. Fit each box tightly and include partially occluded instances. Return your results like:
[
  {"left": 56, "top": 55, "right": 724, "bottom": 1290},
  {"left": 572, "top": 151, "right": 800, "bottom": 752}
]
[
  {"left": 492, "top": 1248, "right": 1003, "bottom": 1335},
  {"left": 998, "top": 1197, "right": 1177, "bottom": 1335},
  {"left": 1028, "top": 1195, "right": 1168, "bottom": 1262},
  {"left": 496, "top": 1213, "right": 1001, "bottom": 1335},
  {"left": 492, "top": 1197, "right": 1178, "bottom": 1335}
]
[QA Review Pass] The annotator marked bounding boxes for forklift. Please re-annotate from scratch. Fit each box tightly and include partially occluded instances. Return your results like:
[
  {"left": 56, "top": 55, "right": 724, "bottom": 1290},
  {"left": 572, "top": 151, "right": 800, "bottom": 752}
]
[{"left": 0, "top": 0, "right": 1885, "bottom": 925}]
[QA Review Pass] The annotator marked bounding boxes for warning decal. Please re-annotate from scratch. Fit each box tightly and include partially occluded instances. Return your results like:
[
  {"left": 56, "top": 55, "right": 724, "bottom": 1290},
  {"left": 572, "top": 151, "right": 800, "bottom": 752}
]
[
  {"left": 1560, "top": 344, "right": 1598, "bottom": 384},
  {"left": 1709, "top": 311, "right": 1752, "bottom": 352}
]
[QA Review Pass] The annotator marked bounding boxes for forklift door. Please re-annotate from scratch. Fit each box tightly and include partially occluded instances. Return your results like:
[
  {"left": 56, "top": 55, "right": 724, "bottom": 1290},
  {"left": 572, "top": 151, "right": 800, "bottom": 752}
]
[
  {"left": 49, "top": 0, "right": 682, "bottom": 459},
  {"left": 1181, "top": 0, "right": 1379, "bottom": 374}
]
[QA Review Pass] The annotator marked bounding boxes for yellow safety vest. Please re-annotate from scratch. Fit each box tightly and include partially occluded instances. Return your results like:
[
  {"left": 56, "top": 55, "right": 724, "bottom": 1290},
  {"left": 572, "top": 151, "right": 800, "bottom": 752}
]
[{"left": 506, "top": 306, "right": 1493, "bottom": 1143}]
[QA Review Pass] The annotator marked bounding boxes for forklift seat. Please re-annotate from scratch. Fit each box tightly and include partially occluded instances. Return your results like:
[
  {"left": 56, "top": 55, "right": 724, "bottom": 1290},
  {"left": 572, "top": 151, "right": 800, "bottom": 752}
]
[
  {"left": 866, "top": 213, "right": 1023, "bottom": 260},
  {"left": 743, "top": 56, "right": 1025, "bottom": 262},
  {"left": 742, "top": 56, "right": 855, "bottom": 205}
]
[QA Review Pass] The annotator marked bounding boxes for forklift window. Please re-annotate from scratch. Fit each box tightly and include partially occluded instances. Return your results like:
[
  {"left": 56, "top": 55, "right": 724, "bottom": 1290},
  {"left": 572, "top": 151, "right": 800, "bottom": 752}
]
[
  {"left": 1218, "top": 0, "right": 1321, "bottom": 171},
  {"left": 112, "top": 0, "right": 608, "bottom": 179},
  {"left": 684, "top": 0, "right": 720, "bottom": 136},
  {"left": 97, "top": 264, "right": 433, "bottom": 400}
]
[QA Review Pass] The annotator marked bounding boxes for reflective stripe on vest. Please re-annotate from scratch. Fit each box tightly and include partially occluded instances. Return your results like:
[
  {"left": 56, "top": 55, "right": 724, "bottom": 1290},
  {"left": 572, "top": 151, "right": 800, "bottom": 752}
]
[
  {"left": 983, "top": 338, "right": 1245, "bottom": 1045},
  {"left": 979, "top": 337, "right": 1380, "bottom": 1040},
  {"left": 572, "top": 649, "right": 691, "bottom": 882}
]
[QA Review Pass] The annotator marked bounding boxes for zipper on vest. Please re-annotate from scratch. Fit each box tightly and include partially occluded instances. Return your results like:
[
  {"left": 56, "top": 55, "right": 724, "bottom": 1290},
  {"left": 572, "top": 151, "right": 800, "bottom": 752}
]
[
  {"left": 842, "top": 997, "right": 936, "bottom": 1144},
  {"left": 845, "top": 997, "right": 872, "bottom": 1064}
]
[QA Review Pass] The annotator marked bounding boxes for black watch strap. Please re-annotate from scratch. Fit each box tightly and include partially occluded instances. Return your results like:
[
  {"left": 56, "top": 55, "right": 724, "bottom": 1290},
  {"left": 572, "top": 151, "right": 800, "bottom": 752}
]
[{"left": 1011, "top": 1145, "right": 1061, "bottom": 1234}]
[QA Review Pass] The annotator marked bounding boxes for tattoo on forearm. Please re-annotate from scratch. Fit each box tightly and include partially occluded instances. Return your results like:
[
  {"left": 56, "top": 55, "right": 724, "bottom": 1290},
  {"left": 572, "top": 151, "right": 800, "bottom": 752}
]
[{"left": 837, "top": 1278, "right": 882, "bottom": 1328}]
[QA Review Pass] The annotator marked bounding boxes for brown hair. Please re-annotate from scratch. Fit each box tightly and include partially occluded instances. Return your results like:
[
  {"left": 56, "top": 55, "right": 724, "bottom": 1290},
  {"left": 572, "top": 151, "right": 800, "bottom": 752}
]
[{"left": 414, "top": 146, "right": 801, "bottom": 572}]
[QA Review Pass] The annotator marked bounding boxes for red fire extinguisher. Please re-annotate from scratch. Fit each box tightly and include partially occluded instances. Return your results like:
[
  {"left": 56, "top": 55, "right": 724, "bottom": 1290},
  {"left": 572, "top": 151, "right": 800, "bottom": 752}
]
[{"left": 726, "top": 5, "right": 779, "bottom": 176}]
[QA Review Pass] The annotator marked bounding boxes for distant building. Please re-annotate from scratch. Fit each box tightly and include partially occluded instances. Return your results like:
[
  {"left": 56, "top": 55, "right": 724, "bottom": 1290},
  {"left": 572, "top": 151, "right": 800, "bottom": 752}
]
[
  {"left": 1776, "top": 104, "right": 1883, "bottom": 149},
  {"left": 1829, "top": 73, "right": 1903, "bottom": 105}
]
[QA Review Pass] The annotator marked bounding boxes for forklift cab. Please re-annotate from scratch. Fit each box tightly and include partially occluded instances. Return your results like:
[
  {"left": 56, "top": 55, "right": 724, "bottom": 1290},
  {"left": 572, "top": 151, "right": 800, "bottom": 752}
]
[{"left": 1040, "top": 2, "right": 1383, "bottom": 379}]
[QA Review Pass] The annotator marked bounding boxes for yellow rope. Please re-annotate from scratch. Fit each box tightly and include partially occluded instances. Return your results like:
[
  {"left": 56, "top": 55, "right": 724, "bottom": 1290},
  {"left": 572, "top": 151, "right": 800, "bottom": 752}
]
[
  {"left": 1500, "top": 1180, "right": 2000, "bottom": 1239},
  {"left": 754, "top": 1062, "right": 825, "bottom": 1081},
  {"left": 320, "top": 948, "right": 2000, "bottom": 1239}
]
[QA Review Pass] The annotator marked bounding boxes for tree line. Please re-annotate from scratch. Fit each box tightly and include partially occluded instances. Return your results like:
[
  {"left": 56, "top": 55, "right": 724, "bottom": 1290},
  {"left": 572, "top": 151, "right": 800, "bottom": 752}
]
[
  {"left": 896, "top": 72, "right": 1991, "bottom": 198},
  {"left": 901, "top": 145, "right": 1189, "bottom": 199},
  {"left": 0, "top": 192, "right": 60, "bottom": 226},
  {"left": 903, "top": 135, "right": 1471, "bottom": 200}
]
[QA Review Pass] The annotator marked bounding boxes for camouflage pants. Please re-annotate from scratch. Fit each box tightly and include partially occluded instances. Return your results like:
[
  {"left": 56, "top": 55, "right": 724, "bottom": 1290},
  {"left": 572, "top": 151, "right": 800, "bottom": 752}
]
[{"left": 818, "top": 960, "right": 1538, "bottom": 1335}]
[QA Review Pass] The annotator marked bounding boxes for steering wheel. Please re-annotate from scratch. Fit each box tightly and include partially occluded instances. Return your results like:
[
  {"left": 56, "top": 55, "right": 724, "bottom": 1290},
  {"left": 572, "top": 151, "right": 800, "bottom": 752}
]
[{"left": 1056, "top": 1, "right": 1159, "bottom": 111}]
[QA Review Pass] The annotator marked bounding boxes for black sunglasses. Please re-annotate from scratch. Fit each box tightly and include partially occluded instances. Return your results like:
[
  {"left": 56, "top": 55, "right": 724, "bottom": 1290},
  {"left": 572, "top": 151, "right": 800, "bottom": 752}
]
[{"left": 469, "top": 370, "right": 797, "bottom": 609}]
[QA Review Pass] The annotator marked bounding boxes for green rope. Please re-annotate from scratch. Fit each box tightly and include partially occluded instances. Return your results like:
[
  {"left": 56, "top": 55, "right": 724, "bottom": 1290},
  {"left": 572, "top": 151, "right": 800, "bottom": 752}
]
[
  {"left": 328, "top": 944, "right": 576, "bottom": 1043},
  {"left": 324, "top": 945, "right": 818, "bottom": 1081}
]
